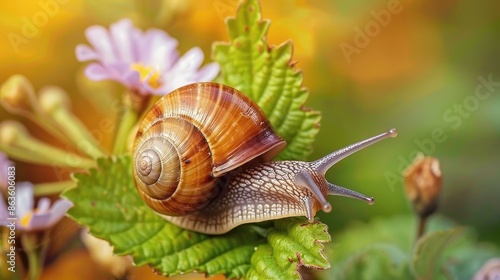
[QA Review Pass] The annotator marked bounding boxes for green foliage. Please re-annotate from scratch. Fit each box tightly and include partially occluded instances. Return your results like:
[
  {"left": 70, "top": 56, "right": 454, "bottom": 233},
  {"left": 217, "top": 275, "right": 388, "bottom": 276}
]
[
  {"left": 213, "top": 0, "right": 321, "bottom": 161},
  {"left": 246, "top": 218, "right": 331, "bottom": 279},
  {"left": 411, "top": 228, "right": 464, "bottom": 279},
  {"left": 320, "top": 215, "right": 500, "bottom": 280},
  {"left": 444, "top": 242, "right": 500, "bottom": 279},
  {"left": 325, "top": 216, "right": 415, "bottom": 280}
]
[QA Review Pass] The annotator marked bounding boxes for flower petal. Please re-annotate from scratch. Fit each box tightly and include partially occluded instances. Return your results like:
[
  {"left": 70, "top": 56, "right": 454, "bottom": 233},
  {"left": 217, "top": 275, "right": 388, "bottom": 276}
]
[
  {"left": 85, "top": 25, "right": 118, "bottom": 64},
  {"left": 172, "top": 47, "right": 204, "bottom": 72},
  {"left": 75, "top": 44, "right": 100, "bottom": 61},
  {"left": 151, "top": 47, "right": 210, "bottom": 94},
  {"left": 84, "top": 63, "right": 115, "bottom": 81},
  {"left": 16, "top": 182, "right": 34, "bottom": 219},
  {"left": 37, "top": 197, "right": 51, "bottom": 212},
  {"left": 47, "top": 199, "right": 73, "bottom": 226},
  {"left": 195, "top": 62, "right": 220, "bottom": 82},
  {"left": 121, "top": 70, "right": 143, "bottom": 91},
  {"left": 0, "top": 192, "right": 8, "bottom": 226},
  {"left": 24, "top": 212, "right": 51, "bottom": 231},
  {"left": 76, "top": 19, "right": 219, "bottom": 96},
  {"left": 142, "top": 29, "right": 179, "bottom": 71},
  {"left": 109, "top": 19, "right": 138, "bottom": 64}
]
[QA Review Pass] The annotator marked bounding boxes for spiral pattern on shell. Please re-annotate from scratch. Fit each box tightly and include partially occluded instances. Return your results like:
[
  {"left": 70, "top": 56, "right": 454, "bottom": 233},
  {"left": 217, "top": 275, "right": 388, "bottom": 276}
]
[{"left": 133, "top": 82, "right": 286, "bottom": 216}]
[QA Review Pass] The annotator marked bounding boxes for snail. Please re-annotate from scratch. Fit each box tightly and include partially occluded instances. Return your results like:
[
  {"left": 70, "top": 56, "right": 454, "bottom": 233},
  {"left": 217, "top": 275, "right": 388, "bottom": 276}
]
[{"left": 133, "top": 82, "right": 397, "bottom": 234}]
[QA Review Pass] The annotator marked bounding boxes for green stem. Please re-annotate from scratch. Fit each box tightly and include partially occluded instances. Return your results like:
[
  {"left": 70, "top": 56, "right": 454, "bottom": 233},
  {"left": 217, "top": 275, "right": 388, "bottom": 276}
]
[
  {"left": 0, "top": 225, "right": 24, "bottom": 279},
  {"left": 50, "top": 107, "right": 107, "bottom": 159},
  {"left": 26, "top": 247, "right": 39, "bottom": 280},
  {"left": 33, "top": 181, "right": 75, "bottom": 196},
  {"left": 416, "top": 215, "right": 427, "bottom": 241},
  {"left": 21, "top": 232, "right": 49, "bottom": 280},
  {"left": 112, "top": 105, "right": 138, "bottom": 154},
  {"left": 26, "top": 113, "right": 72, "bottom": 146},
  {"left": 112, "top": 90, "right": 151, "bottom": 154},
  {"left": 0, "top": 136, "right": 96, "bottom": 169},
  {"left": 5, "top": 108, "right": 75, "bottom": 145}
]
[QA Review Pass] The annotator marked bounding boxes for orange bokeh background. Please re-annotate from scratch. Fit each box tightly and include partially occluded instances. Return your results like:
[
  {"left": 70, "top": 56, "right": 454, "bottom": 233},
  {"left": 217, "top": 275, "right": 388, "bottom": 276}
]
[{"left": 1, "top": 0, "right": 498, "bottom": 278}]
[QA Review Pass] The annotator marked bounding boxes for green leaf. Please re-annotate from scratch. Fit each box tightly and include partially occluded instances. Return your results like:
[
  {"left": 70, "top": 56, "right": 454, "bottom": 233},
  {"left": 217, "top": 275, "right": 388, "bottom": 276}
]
[
  {"left": 246, "top": 218, "right": 331, "bottom": 279},
  {"left": 321, "top": 214, "right": 500, "bottom": 280},
  {"left": 411, "top": 227, "right": 465, "bottom": 280},
  {"left": 330, "top": 243, "right": 412, "bottom": 280},
  {"left": 322, "top": 215, "right": 457, "bottom": 280},
  {"left": 213, "top": 0, "right": 321, "bottom": 161},
  {"left": 63, "top": 156, "right": 264, "bottom": 278},
  {"left": 247, "top": 245, "right": 296, "bottom": 280}
]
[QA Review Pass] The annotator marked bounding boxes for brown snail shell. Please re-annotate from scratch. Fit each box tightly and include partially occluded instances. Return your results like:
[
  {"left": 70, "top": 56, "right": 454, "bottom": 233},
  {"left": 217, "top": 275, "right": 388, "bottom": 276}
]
[
  {"left": 133, "top": 82, "right": 286, "bottom": 216},
  {"left": 133, "top": 82, "right": 398, "bottom": 234}
]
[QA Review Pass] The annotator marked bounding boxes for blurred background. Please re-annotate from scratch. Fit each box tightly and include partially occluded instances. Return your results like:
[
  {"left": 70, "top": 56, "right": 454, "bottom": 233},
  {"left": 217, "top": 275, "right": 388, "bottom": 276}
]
[{"left": 0, "top": 0, "right": 498, "bottom": 278}]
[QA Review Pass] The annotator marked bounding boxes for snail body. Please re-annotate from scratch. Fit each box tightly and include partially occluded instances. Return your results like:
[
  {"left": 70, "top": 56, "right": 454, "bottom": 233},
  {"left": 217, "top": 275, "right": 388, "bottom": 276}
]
[{"left": 133, "top": 82, "right": 397, "bottom": 234}]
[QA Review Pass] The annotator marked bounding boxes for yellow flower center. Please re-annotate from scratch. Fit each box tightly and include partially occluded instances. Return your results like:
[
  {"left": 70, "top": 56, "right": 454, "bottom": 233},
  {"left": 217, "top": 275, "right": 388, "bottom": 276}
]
[
  {"left": 130, "top": 64, "right": 162, "bottom": 89},
  {"left": 20, "top": 211, "right": 34, "bottom": 226}
]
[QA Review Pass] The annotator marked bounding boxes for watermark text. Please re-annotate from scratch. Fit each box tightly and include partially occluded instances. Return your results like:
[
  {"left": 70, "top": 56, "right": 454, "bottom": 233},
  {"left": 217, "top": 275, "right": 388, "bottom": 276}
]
[{"left": 6, "top": 165, "right": 17, "bottom": 272}]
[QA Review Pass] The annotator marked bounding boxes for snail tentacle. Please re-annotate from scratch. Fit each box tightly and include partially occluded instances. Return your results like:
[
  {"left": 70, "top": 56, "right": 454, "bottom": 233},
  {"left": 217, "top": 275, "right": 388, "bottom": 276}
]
[
  {"left": 327, "top": 182, "right": 375, "bottom": 205},
  {"left": 294, "top": 170, "right": 332, "bottom": 212},
  {"left": 301, "top": 196, "right": 316, "bottom": 223},
  {"left": 311, "top": 128, "right": 398, "bottom": 175}
]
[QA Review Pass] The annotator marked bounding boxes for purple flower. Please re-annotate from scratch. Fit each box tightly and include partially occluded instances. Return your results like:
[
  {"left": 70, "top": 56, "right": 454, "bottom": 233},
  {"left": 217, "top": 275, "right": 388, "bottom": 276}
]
[
  {"left": 0, "top": 182, "right": 72, "bottom": 231},
  {"left": 76, "top": 19, "right": 220, "bottom": 95}
]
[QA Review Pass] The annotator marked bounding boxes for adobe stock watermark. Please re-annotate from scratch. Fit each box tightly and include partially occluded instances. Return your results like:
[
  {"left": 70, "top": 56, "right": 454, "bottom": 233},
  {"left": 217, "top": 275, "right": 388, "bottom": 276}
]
[
  {"left": 5, "top": 165, "right": 17, "bottom": 273},
  {"left": 384, "top": 74, "right": 499, "bottom": 191},
  {"left": 7, "top": 0, "right": 69, "bottom": 54},
  {"left": 339, "top": 0, "right": 405, "bottom": 63}
]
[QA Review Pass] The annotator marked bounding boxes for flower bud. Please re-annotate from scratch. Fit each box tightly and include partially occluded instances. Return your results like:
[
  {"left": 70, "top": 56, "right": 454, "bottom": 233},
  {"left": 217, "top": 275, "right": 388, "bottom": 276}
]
[
  {"left": 38, "top": 86, "right": 71, "bottom": 114},
  {"left": 403, "top": 154, "right": 442, "bottom": 218},
  {"left": 0, "top": 78, "right": 76, "bottom": 144},
  {"left": 0, "top": 75, "right": 39, "bottom": 116},
  {"left": 0, "top": 120, "right": 30, "bottom": 146}
]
